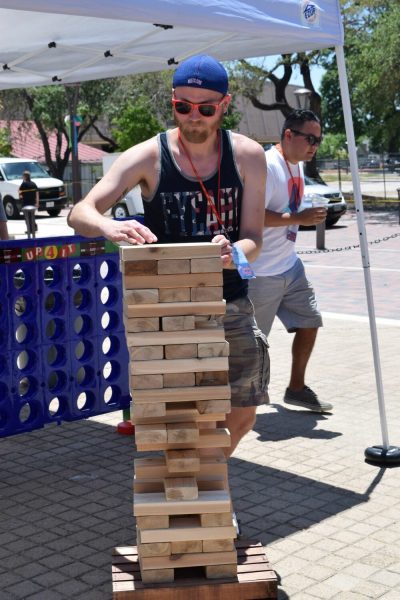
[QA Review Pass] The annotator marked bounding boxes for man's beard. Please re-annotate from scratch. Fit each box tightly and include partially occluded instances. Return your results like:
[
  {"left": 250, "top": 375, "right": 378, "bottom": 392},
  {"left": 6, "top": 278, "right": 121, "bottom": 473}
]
[{"left": 175, "top": 113, "right": 224, "bottom": 143}]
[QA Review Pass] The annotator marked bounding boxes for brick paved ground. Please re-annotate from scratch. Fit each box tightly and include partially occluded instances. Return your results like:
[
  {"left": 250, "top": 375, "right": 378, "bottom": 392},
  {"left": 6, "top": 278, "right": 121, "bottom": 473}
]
[{"left": 1, "top": 209, "right": 399, "bottom": 599}]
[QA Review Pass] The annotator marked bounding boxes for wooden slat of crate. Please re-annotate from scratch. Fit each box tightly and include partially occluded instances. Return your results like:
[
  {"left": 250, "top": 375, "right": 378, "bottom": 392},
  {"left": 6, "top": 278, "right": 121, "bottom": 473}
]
[
  {"left": 133, "top": 489, "right": 231, "bottom": 516},
  {"left": 124, "top": 300, "right": 226, "bottom": 319},
  {"left": 119, "top": 242, "right": 222, "bottom": 262},
  {"left": 127, "top": 327, "right": 226, "bottom": 347},
  {"left": 133, "top": 385, "right": 231, "bottom": 403},
  {"left": 112, "top": 540, "right": 277, "bottom": 599},
  {"left": 131, "top": 357, "right": 228, "bottom": 376},
  {"left": 135, "top": 428, "right": 230, "bottom": 452}
]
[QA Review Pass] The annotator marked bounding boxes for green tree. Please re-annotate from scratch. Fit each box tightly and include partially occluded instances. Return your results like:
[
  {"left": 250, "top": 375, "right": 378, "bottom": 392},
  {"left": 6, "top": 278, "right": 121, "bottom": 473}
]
[
  {"left": 0, "top": 127, "right": 12, "bottom": 156},
  {"left": 229, "top": 52, "right": 322, "bottom": 176},
  {"left": 113, "top": 98, "right": 163, "bottom": 150},
  {"left": 320, "top": 1, "right": 400, "bottom": 153}
]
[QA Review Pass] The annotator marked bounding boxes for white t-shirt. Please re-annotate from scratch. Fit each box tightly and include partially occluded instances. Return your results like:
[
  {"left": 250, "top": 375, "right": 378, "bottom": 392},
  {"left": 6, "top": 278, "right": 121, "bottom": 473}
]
[{"left": 252, "top": 145, "right": 304, "bottom": 277}]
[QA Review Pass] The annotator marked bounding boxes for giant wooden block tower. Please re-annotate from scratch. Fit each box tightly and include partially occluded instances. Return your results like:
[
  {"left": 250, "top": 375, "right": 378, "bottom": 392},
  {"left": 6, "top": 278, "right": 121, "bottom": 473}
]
[{"left": 119, "top": 242, "right": 237, "bottom": 584}]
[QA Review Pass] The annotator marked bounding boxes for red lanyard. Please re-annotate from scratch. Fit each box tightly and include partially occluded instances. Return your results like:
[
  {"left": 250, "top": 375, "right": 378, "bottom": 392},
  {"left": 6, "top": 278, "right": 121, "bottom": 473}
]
[
  {"left": 276, "top": 143, "right": 301, "bottom": 207},
  {"left": 177, "top": 129, "right": 225, "bottom": 232}
]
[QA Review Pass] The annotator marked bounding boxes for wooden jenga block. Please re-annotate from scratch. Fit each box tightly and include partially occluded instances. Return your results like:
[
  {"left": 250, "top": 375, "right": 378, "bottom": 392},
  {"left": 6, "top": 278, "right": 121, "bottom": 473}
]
[
  {"left": 163, "top": 372, "right": 195, "bottom": 388},
  {"left": 139, "top": 515, "right": 236, "bottom": 544},
  {"left": 203, "top": 538, "right": 235, "bottom": 552},
  {"left": 171, "top": 540, "right": 202, "bottom": 554},
  {"left": 191, "top": 257, "right": 222, "bottom": 273},
  {"left": 124, "top": 272, "right": 222, "bottom": 290},
  {"left": 165, "top": 449, "right": 200, "bottom": 473},
  {"left": 200, "top": 512, "right": 234, "bottom": 527},
  {"left": 133, "top": 385, "right": 231, "bottom": 403},
  {"left": 119, "top": 242, "right": 222, "bottom": 262},
  {"left": 205, "top": 563, "right": 237, "bottom": 579},
  {"left": 196, "top": 399, "right": 231, "bottom": 414},
  {"left": 123, "top": 288, "right": 159, "bottom": 304},
  {"left": 133, "top": 489, "right": 232, "bottom": 517},
  {"left": 140, "top": 550, "right": 237, "bottom": 570},
  {"left": 131, "top": 401, "right": 166, "bottom": 420},
  {"left": 164, "top": 477, "right": 199, "bottom": 501},
  {"left": 136, "top": 428, "right": 230, "bottom": 451},
  {"left": 129, "top": 345, "right": 164, "bottom": 361},
  {"left": 191, "top": 286, "right": 224, "bottom": 302},
  {"left": 130, "top": 374, "right": 163, "bottom": 389},
  {"left": 127, "top": 327, "right": 226, "bottom": 347},
  {"left": 124, "top": 316, "right": 159, "bottom": 333},
  {"left": 159, "top": 287, "right": 191, "bottom": 302},
  {"left": 136, "top": 515, "right": 169, "bottom": 530},
  {"left": 165, "top": 343, "right": 197, "bottom": 359},
  {"left": 124, "top": 300, "right": 226, "bottom": 318},
  {"left": 196, "top": 371, "right": 229, "bottom": 386},
  {"left": 157, "top": 259, "right": 190, "bottom": 274},
  {"left": 140, "top": 568, "right": 174, "bottom": 584},
  {"left": 131, "top": 357, "right": 229, "bottom": 376},
  {"left": 134, "top": 475, "right": 226, "bottom": 495},
  {"left": 198, "top": 341, "right": 229, "bottom": 358},
  {"left": 134, "top": 452, "right": 226, "bottom": 480},
  {"left": 137, "top": 540, "right": 171, "bottom": 558},
  {"left": 162, "top": 315, "right": 195, "bottom": 331},
  {"left": 167, "top": 422, "right": 199, "bottom": 444},
  {"left": 134, "top": 424, "right": 167, "bottom": 445},
  {"left": 124, "top": 260, "right": 157, "bottom": 276}
]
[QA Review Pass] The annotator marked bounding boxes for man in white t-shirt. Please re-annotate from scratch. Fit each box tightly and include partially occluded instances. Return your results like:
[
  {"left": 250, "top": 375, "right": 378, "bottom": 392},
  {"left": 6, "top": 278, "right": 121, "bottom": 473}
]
[{"left": 249, "top": 109, "right": 333, "bottom": 413}]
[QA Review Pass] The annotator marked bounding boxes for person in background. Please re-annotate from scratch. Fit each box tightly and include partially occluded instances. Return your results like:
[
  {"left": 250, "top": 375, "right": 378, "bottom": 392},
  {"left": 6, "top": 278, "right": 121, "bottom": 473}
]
[
  {"left": 0, "top": 193, "right": 9, "bottom": 240},
  {"left": 68, "top": 54, "right": 269, "bottom": 457},
  {"left": 19, "top": 170, "right": 39, "bottom": 234},
  {"left": 249, "top": 109, "right": 333, "bottom": 413}
]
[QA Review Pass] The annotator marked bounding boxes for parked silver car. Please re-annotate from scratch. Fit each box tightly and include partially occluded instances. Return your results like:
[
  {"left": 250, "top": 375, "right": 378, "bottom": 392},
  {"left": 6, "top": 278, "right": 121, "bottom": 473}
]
[{"left": 302, "top": 175, "right": 347, "bottom": 227}]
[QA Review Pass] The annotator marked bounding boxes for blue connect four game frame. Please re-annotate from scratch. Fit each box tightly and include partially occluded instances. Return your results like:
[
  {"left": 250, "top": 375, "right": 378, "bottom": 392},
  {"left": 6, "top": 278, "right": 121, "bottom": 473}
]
[{"left": 0, "top": 235, "right": 131, "bottom": 438}]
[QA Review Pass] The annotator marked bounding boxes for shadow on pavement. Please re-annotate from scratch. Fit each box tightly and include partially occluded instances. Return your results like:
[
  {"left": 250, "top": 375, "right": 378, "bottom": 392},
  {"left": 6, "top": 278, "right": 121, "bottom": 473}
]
[{"left": 254, "top": 403, "right": 342, "bottom": 442}]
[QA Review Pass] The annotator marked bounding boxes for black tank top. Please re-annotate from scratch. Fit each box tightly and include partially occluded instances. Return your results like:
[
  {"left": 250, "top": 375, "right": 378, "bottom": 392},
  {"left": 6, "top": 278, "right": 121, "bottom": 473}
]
[{"left": 143, "top": 129, "right": 247, "bottom": 301}]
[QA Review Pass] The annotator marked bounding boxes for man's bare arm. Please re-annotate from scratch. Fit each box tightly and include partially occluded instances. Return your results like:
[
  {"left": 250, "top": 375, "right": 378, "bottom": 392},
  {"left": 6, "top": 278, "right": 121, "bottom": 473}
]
[
  {"left": 68, "top": 138, "right": 158, "bottom": 244},
  {"left": 231, "top": 135, "right": 266, "bottom": 265},
  {"left": 264, "top": 207, "right": 327, "bottom": 227}
]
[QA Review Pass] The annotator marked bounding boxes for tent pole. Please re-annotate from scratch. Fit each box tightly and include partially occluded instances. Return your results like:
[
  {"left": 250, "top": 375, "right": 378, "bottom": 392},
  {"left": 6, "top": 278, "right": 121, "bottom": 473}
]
[{"left": 335, "top": 45, "right": 400, "bottom": 465}]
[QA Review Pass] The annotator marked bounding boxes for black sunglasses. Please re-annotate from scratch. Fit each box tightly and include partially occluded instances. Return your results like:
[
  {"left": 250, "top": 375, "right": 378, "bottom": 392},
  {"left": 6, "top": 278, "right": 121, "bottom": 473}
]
[
  {"left": 290, "top": 129, "right": 323, "bottom": 146},
  {"left": 172, "top": 97, "right": 225, "bottom": 117}
]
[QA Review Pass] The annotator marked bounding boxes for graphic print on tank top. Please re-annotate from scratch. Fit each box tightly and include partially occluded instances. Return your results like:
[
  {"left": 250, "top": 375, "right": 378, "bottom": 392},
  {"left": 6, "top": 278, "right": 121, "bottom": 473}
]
[
  {"left": 159, "top": 186, "right": 239, "bottom": 238},
  {"left": 286, "top": 171, "right": 304, "bottom": 243}
]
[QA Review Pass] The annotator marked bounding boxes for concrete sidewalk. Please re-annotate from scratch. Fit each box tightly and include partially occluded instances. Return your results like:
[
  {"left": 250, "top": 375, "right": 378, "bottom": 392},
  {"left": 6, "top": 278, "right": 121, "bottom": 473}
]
[{"left": 1, "top": 312, "right": 399, "bottom": 599}]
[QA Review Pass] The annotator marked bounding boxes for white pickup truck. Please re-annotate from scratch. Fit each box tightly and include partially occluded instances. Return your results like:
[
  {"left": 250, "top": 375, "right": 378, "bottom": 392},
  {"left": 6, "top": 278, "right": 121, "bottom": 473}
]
[
  {"left": 0, "top": 158, "right": 67, "bottom": 219},
  {"left": 102, "top": 153, "right": 144, "bottom": 218}
]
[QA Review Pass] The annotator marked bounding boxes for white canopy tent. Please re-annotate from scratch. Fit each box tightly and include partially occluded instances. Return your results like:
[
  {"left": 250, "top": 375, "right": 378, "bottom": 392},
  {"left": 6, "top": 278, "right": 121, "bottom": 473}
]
[{"left": 0, "top": 0, "right": 397, "bottom": 463}]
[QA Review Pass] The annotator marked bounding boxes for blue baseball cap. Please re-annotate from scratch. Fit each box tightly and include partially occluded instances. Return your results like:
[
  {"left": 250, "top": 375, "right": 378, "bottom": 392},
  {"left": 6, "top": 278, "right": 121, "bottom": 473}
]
[{"left": 172, "top": 54, "right": 228, "bottom": 95}]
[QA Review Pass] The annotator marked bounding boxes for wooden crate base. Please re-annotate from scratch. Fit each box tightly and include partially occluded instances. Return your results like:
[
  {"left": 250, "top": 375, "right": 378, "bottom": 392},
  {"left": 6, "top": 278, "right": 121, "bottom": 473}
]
[{"left": 112, "top": 540, "right": 277, "bottom": 599}]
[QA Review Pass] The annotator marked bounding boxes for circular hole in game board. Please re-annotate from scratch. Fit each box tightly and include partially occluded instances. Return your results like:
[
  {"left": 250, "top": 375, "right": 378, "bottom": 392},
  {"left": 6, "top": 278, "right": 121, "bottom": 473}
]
[
  {"left": 101, "top": 335, "right": 120, "bottom": 357},
  {"left": 74, "top": 340, "right": 94, "bottom": 362},
  {"left": 14, "top": 296, "right": 30, "bottom": 317},
  {"left": 44, "top": 291, "right": 64, "bottom": 314},
  {"left": 14, "top": 269, "right": 30, "bottom": 290},
  {"left": 73, "top": 289, "right": 92, "bottom": 311},
  {"left": 99, "top": 259, "right": 118, "bottom": 281},
  {"left": 74, "top": 315, "right": 92, "bottom": 336},
  {"left": 16, "top": 349, "right": 36, "bottom": 372},
  {"left": 102, "top": 360, "right": 120, "bottom": 381},
  {"left": 15, "top": 323, "right": 35, "bottom": 344},
  {"left": 45, "top": 318, "right": 65, "bottom": 340},
  {"left": 76, "top": 365, "right": 95, "bottom": 386},
  {"left": 103, "top": 385, "right": 120, "bottom": 405},
  {"left": 47, "top": 344, "right": 66, "bottom": 367},
  {"left": 18, "top": 376, "right": 38, "bottom": 398},
  {"left": 101, "top": 310, "right": 119, "bottom": 331},
  {"left": 48, "top": 370, "right": 67, "bottom": 392},
  {"left": 100, "top": 285, "right": 118, "bottom": 307},
  {"left": 76, "top": 391, "right": 95, "bottom": 411},
  {"left": 72, "top": 263, "right": 91, "bottom": 285},
  {"left": 43, "top": 265, "right": 62, "bottom": 287}
]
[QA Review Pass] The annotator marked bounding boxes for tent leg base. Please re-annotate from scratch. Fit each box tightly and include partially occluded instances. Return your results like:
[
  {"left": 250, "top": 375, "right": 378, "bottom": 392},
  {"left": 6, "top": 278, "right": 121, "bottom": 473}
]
[{"left": 364, "top": 445, "right": 400, "bottom": 466}]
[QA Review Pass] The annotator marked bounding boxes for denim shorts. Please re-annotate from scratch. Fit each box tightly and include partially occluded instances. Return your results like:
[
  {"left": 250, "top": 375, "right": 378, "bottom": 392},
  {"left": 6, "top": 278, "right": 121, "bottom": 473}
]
[{"left": 215, "top": 295, "right": 270, "bottom": 408}]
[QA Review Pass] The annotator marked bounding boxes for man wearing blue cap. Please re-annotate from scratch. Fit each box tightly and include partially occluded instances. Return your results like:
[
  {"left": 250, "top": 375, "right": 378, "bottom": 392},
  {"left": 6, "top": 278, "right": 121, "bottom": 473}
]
[{"left": 69, "top": 54, "right": 268, "bottom": 456}]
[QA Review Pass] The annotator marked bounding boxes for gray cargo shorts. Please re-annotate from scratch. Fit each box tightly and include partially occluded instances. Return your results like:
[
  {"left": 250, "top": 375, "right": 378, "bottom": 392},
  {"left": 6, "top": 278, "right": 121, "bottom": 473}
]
[
  {"left": 249, "top": 258, "right": 323, "bottom": 337},
  {"left": 214, "top": 295, "right": 270, "bottom": 408}
]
